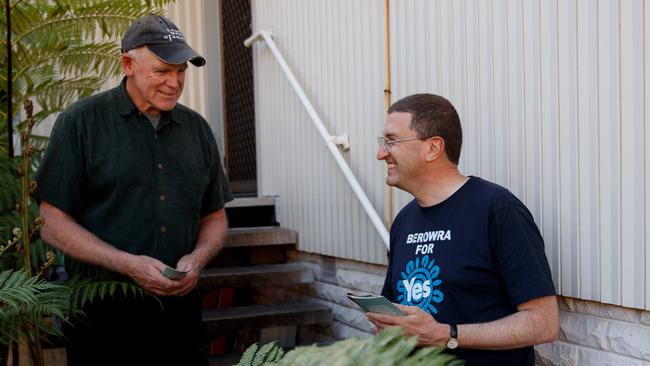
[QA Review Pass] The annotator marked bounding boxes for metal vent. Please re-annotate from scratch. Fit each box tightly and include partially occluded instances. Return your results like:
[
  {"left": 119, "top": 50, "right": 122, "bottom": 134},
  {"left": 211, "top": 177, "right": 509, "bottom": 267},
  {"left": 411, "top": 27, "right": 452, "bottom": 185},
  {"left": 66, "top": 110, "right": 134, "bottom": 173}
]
[{"left": 222, "top": 0, "right": 256, "bottom": 194}]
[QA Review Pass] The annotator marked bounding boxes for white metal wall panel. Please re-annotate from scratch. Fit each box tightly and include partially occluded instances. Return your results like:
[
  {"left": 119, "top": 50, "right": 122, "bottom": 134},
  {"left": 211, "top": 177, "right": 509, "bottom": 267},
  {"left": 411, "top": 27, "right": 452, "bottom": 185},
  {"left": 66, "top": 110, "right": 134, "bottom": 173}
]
[
  {"left": 646, "top": 0, "right": 650, "bottom": 311},
  {"left": 389, "top": 0, "right": 648, "bottom": 310},
  {"left": 251, "top": 0, "right": 388, "bottom": 264},
  {"left": 539, "top": 0, "right": 561, "bottom": 285},
  {"left": 557, "top": 0, "right": 579, "bottom": 299},
  {"left": 576, "top": 0, "right": 599, "bottom": 301},
  {"left": 619, "top": 0, "right": 645, "bottom": 308},
  {"left": 597, "top": 0, "right": 621, "bottom": 306}
]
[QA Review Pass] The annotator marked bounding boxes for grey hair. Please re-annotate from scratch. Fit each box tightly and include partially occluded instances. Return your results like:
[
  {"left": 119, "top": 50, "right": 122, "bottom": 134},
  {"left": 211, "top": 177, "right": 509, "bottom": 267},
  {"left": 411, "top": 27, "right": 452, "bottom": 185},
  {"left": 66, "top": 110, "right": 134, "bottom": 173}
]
[{"left": 126, "top": 47, "right": 143, "bottom": 61}]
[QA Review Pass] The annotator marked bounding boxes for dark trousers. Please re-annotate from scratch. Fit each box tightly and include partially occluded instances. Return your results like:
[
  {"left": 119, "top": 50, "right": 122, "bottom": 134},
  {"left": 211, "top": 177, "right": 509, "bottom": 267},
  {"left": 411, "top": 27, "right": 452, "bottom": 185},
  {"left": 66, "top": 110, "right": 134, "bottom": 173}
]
[{"left": 65, "top": 291, "right": 208, "bottom": 366}]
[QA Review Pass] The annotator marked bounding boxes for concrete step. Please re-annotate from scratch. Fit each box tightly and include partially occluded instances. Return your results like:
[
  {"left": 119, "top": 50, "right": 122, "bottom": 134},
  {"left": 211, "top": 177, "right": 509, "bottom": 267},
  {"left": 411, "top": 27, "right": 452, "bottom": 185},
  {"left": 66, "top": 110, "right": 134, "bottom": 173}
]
[
  {"left": 203, "top": 301, "right": 332, "bottom": 337},
  {"left": 225, "top": 196, "right": 276, "bottom": 208},
  {"left": 198, "top": 263, "right": 314, "bottom": 290},
  {"left": 208, "top": 227, "right": 298, "bottom": 268},
  {"left": 226, "top": 197, "right": 278, "bottom": 228},
  {"left": 224, "top": 226, "right": 297, "bottom": 248}
]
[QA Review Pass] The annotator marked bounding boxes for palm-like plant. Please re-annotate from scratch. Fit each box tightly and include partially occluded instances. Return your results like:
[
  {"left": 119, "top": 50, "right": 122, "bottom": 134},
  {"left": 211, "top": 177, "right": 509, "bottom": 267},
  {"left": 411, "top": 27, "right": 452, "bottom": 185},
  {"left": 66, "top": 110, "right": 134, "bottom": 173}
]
[{"left": 1, "top": 1, "right": 173, "bottom": 365}]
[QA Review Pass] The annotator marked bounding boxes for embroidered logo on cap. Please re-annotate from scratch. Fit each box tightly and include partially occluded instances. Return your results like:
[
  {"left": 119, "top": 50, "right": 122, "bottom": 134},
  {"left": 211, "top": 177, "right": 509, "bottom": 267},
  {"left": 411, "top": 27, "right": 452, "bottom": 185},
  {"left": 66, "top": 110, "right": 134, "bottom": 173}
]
[{"left": 163, "top": 28, "right": 185, "bottom": 43}]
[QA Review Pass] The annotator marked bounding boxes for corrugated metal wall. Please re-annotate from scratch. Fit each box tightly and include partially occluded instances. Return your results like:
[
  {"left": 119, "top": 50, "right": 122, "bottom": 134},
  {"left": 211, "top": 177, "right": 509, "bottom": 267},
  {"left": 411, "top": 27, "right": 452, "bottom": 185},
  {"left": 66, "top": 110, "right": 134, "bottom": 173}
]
[
  {"left": 389, "top": 0, "right": 648, "bottom": 311},
  {"left": 250, "top": 0, "right": 649, "bottom": 310},
  {"left": 251, "top": 0, "right": 389, "bottom": 264}
]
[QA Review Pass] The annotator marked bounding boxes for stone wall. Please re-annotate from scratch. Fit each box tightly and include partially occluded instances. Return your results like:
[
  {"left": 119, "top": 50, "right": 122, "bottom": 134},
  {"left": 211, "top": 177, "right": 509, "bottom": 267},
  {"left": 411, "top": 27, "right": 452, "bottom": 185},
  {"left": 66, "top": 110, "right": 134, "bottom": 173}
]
[
  {"left": 536, "top": 298, "right": 650, "bottom": 365},
  {"left": 252, "top": 250, "right": 650, "bottom": 365}
]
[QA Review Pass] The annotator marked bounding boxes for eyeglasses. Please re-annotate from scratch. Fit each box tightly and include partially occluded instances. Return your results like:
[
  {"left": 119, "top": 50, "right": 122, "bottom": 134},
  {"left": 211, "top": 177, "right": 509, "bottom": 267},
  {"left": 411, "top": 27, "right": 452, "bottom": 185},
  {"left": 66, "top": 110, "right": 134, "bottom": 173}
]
[{"left": 377, "top": 136, "right": 423, "bottom": 152}]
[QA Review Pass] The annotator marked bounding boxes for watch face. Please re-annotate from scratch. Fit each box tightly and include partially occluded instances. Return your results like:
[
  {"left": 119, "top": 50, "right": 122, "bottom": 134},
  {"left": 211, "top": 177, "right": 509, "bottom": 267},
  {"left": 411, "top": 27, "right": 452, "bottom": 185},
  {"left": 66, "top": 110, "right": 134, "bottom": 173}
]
[{"left": 446, "top": 338, "right": 459, "bottom": 349}]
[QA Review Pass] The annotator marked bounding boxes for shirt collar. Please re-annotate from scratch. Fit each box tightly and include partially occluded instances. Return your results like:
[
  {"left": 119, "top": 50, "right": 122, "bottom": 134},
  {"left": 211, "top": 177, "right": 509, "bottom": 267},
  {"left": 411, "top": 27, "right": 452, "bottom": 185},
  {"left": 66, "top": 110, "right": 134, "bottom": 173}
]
[{"left": 116, "top": 77, "right": 182, "bottom": 125}]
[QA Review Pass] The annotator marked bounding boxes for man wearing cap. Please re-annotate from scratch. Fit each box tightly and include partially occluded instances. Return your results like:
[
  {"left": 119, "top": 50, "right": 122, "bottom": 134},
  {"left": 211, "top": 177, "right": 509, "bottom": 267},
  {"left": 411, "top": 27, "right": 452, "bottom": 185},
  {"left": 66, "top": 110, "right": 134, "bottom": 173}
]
[{"left": 33, "top": 14, "right": 232, "bottom": 365}]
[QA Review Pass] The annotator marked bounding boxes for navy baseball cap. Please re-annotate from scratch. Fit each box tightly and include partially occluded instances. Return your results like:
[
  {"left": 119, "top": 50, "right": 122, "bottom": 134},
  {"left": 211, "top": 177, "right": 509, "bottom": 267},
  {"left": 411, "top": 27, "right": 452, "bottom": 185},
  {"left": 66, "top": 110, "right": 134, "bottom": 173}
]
[{"left": 121, "top": 14, "right": 206, "bottom": 67}]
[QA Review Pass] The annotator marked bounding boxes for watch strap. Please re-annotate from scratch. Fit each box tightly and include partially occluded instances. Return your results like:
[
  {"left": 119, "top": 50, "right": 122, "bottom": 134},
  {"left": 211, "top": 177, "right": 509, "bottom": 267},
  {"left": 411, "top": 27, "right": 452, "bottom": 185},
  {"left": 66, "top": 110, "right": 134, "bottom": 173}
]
[{"left": 449, "top": 323, "right": 458, "bottom": 338}]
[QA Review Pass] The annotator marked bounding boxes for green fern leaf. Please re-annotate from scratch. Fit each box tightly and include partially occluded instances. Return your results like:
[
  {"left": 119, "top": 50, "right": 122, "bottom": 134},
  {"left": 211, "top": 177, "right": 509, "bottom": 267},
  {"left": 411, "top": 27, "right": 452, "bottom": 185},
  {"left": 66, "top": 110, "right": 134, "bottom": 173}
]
[
  {"left": 0, "top": 269, "right": 71, "bottom": 345},
  {"left": 253, "top": 328, "right": 463, "bottom": 366},
  {"left": 236, "top": 343, "right": 259, "bottom": 366},
  {"left": 263, "top": 344, "right": 282, "bottom": 363},
  {"left": 252, "top": 341, "right": 278, "bottom": 366}
]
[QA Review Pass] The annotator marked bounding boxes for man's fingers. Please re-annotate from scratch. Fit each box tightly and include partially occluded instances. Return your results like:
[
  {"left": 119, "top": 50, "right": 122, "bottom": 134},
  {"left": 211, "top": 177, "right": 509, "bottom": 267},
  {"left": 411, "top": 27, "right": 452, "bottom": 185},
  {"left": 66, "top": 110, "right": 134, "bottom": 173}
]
[
  {"left": 368, "top": 318, "right": 391, "bottom": 331},
  {"left": 368, "top": 312, "right": 401, "bottom": 326},
  {"left": 394, "top": 303, "right": 419, "bottom": 315}
]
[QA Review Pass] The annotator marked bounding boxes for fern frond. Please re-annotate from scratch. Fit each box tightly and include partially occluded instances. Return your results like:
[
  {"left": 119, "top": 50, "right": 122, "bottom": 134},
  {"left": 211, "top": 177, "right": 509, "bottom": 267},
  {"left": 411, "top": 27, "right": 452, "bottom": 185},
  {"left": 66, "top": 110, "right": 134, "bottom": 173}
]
[
  {"left": 29, "top": 76, "right": 106, "bottom": 118},
  {"left": 10, "top": 2, "right": 170, "bottom": 46},
  {"left": 253, "top": 341, "right": 279, "bottom": 366},
  {"left": 13, "top": 42, "right": 122, "bottom": 82},
  {"left": 0, "top": 269, "right": 71, "bottom": 345},
  {"left": 237, "top": 327, "right": 464, "bottom": 366},
  {"left": 0, "top": 269, "right": 69, "bottom": 309},
  {"left": 65, "top": 276, "right": 151, "bottom": 310},
  {"left": 0, "top": 269, "right": 41, "bottom": 308},
  {"left": 236, "top": 343, "right": 259, "bottom": 366},
  {"left": 263, "top": 344, "right": 282, "bottom": 363},
  {"left": 361, "top": 326, "right": 419, "bottom": 366}
]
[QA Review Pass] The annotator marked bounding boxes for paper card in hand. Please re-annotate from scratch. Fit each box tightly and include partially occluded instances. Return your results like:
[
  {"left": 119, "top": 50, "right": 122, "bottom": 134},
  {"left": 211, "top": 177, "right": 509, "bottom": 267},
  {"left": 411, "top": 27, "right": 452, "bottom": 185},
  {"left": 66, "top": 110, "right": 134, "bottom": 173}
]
[
  {"left": 347, "top": 293, "right": 405, "bottom": 316},
  {"left": 161, "top": 266, "right": 188, "bottom": 280}
]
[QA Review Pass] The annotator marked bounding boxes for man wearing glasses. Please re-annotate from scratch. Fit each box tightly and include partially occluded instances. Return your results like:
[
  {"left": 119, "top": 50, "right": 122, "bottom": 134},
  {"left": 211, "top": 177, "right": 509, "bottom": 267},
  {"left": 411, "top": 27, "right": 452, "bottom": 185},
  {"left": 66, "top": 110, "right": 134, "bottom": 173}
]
[{"left": 369, "top": 94, "right": 559, "bottom": 366}]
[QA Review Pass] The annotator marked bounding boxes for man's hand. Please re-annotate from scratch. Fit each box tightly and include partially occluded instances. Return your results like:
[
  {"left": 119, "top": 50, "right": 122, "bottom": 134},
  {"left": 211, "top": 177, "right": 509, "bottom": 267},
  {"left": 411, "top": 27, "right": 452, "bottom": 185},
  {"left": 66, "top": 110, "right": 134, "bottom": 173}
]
[
  {"left": 153, "top": 209, "right": 228, "bottom": 297},
  {"left": 124, "top": 255, "right": 195, "bottom": 296},
  {"left": 169, "top": 255, "right": 201, "bottom": 296},
  {"left": 367, "top": 304, "right": 448, "bottom": 347},
  {"left": 368, "top": 296, "right": 559, "bottom": 350}
]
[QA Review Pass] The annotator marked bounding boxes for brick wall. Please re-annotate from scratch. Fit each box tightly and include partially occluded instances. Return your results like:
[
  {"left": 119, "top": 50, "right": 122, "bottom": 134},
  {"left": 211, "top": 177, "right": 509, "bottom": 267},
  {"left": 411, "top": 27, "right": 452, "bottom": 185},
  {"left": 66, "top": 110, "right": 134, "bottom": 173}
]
[{"left": 252, "top": 250, "right": 650, "bottom": 365}]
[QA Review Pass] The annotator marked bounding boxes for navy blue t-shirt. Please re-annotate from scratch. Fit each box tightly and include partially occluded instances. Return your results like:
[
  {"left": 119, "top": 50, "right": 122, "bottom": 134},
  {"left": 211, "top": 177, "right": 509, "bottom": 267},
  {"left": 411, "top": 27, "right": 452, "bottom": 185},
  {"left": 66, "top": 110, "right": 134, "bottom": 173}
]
[{"left": 381, "top": 176, "right": 556, "bottom": 366}]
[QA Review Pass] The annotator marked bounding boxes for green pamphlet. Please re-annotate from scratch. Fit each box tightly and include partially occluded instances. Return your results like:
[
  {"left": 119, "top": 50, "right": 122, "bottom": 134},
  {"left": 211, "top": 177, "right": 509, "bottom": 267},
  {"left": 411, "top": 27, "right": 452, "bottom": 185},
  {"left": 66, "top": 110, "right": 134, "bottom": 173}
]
[
  {"left": 161, "top": 266, "right": 188, "bottom": 280},
  {"left": 347, "top": 293, "right": 405, "bottom": 316}
]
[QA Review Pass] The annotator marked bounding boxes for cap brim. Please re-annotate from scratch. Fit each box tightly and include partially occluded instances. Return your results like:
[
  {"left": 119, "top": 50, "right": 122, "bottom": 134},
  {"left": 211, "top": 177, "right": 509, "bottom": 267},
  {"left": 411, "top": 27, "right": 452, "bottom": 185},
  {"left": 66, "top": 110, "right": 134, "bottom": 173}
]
[{"left": 148, "top": 43, "right": 206, "bottom": 67}]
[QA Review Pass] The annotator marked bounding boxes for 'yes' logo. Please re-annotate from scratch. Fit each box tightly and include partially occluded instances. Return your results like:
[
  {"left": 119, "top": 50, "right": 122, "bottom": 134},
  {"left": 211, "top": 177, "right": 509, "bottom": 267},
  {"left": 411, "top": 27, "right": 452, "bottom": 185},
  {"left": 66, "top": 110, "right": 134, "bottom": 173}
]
[{"left": 396, "top": 255, "right": 444, "bottom": 314}]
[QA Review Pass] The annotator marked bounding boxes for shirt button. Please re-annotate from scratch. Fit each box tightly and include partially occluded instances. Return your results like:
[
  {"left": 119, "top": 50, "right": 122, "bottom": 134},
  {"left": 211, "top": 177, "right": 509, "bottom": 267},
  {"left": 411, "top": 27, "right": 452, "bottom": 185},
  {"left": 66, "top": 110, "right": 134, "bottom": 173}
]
[
  {"left": 157, "top": 163, "right": 164, "bottom": 170},
  {"left": 160, "top": 226, "right": 167, "bottom": 233},
  {"left": 160, "top": 194, "right": 166, "bottom": 202}
]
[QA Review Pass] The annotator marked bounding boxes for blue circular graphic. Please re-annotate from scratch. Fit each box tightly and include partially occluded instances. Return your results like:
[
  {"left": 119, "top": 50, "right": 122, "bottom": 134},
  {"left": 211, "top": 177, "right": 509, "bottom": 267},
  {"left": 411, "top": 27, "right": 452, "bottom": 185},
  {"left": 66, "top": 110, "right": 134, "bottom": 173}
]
[{"left": 396, "top": 255, "right": 443, "bottom": 314}]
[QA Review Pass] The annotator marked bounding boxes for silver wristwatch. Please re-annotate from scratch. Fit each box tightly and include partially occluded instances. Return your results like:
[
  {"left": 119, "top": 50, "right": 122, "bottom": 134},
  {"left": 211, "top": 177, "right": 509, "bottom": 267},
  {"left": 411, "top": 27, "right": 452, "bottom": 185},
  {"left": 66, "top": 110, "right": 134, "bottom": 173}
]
[{"left": 446, "top": 323, "right": 459, "bottom": 349}]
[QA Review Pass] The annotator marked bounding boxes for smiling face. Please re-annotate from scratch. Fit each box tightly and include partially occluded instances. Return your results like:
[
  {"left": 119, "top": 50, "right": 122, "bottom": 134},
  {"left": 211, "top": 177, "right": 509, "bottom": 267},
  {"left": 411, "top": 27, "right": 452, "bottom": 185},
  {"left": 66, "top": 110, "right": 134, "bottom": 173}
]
[
  {"left": 122, "top": 47, "right": 187, "bottom": 116},
  {"left": 376, "top": 111, "right": 424, "bottom": 191}
]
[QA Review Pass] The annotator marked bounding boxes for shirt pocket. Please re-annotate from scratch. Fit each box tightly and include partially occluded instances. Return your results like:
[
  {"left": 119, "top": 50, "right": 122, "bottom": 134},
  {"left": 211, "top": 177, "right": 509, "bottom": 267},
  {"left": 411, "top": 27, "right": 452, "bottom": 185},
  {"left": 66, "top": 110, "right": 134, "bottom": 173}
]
[{"left": 170, "top": 166, "right": 210, "bottom": 214}]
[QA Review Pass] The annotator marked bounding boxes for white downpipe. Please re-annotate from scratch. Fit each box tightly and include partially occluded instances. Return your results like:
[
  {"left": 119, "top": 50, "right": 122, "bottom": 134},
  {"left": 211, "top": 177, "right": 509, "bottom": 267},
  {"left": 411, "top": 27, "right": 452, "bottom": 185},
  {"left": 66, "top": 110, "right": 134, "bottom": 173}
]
[{"left": 245, "top": 30, "right": 390, "bottom": 249}]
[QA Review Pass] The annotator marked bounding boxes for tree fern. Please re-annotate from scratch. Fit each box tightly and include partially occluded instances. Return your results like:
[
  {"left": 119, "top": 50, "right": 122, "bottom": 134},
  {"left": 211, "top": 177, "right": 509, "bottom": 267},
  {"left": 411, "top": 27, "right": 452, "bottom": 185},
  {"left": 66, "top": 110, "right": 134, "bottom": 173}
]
[
  {"left": 0, "top": 269, "right": 71, "bottom": 345},
  {"left": 1, "top": 0, "right": 173, "bottom": 136}
]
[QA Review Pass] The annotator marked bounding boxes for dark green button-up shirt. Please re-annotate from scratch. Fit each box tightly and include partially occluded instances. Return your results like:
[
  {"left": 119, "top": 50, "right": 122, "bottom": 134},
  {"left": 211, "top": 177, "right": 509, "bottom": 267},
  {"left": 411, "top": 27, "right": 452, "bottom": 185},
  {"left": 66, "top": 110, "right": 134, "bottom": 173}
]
[{"left": 34, "top": 78, "right": 233, "bottom": 268}]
